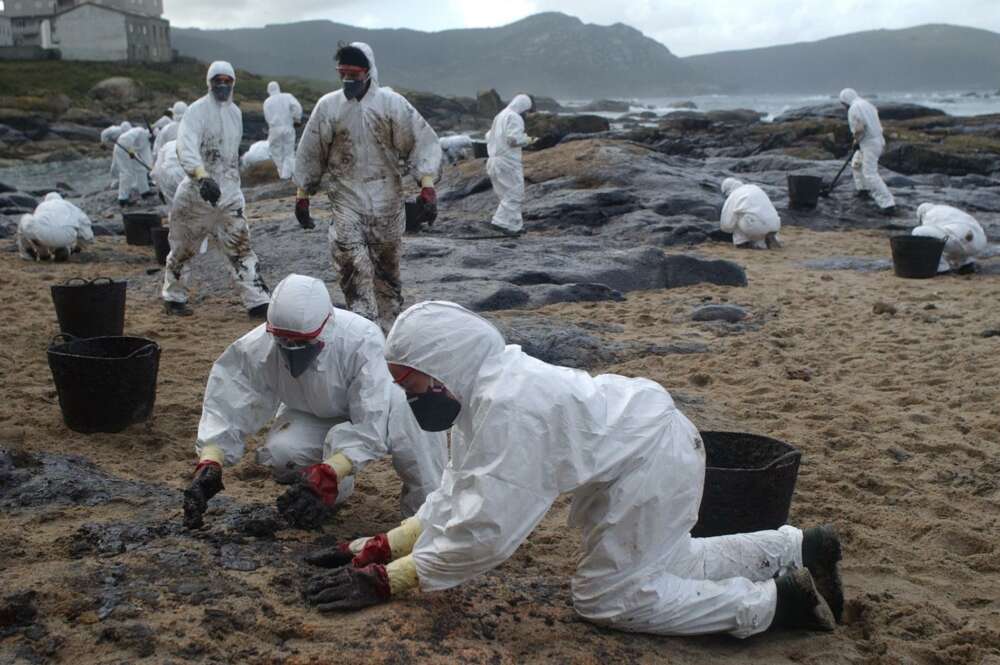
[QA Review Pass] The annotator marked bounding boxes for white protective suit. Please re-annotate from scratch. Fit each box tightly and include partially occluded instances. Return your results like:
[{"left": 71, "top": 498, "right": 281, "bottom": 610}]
[
  {"left": 386, "top": 301, "right": 804, "bottom": 638},
  {"left": 241, "top": 140, "right": 271, "bottom": 171},
  {"left": 840, "top": 88, "right": 895, "bottom": 210},
  {"left": 720, "top": 178, "right": 781, "bottom": 248},
  {"left": 17, "top": 192, "right": 94, "bottom": 261},
  {"left": 104, "top": 121, "right": 130, "bottom": 183},
  {"left": 440, "top": 134, "right": 473, "bottom": 164},
  {"left": 263, "top": 81, "right": 303, "bottom": 179},
  {"left": 196, "top": 275, "right": 446, "bottom": 516},
  {"left": 162, "top": 61, "right": 271, "bottom": 311},
  {"left": 113, "top": 125, "right": 152, "bottom": 202},
  {"left": 912, "top": 203, "right": 988, "bottom": 272},
  {"left": 152, "top": 113, "right": 173, "bottom": 135},
  {"left": 294, "top": 42, "right": 442, "bottom": 334},
  {"left": 151, "top": 140, "right": 184, "bottom": 205},
  {"left": 485, "top": 94, "right": 533, "bottom": 233},
  {"left": 152, "top": 101, "right": 188, "bottom": 167}
]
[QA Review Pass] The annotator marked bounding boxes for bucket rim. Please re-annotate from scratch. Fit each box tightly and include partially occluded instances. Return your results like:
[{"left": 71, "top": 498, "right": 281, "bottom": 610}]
[
  {"left": 48, "top": 335, "right": 160, "bottom": 360},
  {"left": 700, "top": 430, "right": 802, "bottom": 472}
]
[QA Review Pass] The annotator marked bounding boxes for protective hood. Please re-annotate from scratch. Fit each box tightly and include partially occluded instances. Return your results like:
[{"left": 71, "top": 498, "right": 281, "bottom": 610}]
[
  {"left": 839, "top": 88, "right": 858, "bottom": 105},
  {"left": 266, "top": 274, "right": 333, "bottom": 337},
  {"left": 44, "top": 192, "right": 62, "bottom": 202},
  {"left": 916, "top": 203, "right": 934, "bottom": 222},
  {"left": 348, "top": 41, "right": 379, "bottom": 85},
  {"left": 171, "top": 101, "right": 187, "bottom": 119},
  {"left": 385, "top": 301, "right": 505, "bottom": 403},
  {"left": 506, "top": 94, "right": 532, "bottom": 115},
  {"left": 119, "top": 121, "right": 132, "bottom": 132},
  {"left": 267, "top": 81, "right": 280, "bottom": 96},
  {"left": 206, "top": 60, "right": 236, "bottom": 102},
  {"left": 721, "top": 177, "right": 743, "bottom": 196}
]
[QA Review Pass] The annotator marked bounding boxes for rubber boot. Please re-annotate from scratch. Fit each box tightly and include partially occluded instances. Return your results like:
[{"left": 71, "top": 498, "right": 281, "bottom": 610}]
[
  {"left": 802, "top": 524, "right": 844, "bottom": 623},
  {"left": 764, "top": 232, "right": 782, "bottom": 249},
  {"left": 773, "top": 568, "right": 836, "bottom": 631},
  {"left": 164, "top": 300, "right": 194, "bottom": 317}
]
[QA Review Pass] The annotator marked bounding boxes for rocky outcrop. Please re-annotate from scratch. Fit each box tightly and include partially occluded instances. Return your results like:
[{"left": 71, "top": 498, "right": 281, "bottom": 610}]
[
  {"left": 526, "top": 113, "right": 610, "bottom": 149},
  {"left": 476, "top": 89, "right": 504, "bottom": 118},
  {"left": 579, "top": 99, "right": 631, "bottom": 113},
  {"left": 89, "top": 77, "right": 144, "bottom": 105},
  {"left": 775, "top": 102, "right": 946, "bottom": 123}
]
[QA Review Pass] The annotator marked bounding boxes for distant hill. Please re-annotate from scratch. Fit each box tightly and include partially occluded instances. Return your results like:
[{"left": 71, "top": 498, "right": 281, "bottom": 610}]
[
  {"left": 172, "top": 12, "right": 708, "bottom": 99},
  {"left": 684, "top": 24, "right": 1000, "bottom": 93}
]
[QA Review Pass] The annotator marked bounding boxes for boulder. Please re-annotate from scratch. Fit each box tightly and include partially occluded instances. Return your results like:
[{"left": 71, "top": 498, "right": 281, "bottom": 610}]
[
  {"left": 48, "top": 122, "right": 102, "bottom": 142},
  {"left": 89, "top": 77, "right": 144, "bottom": 104},
  {"left": 580, "top": 99, "right": 631, "bottom": 113},
  {"left": 526, "top": 113, "right": 610, "bottom": 149},
  {"left": 663, "top": 255, "right": 747, "bottom": 288},
  {"left": 0, "top": 109, "right": 51, "bottom": 139},
  {"left": 705, "top": 109, "right": 764, "bottom": 125},
  {"left": 669, "top": 101, "right": 698, "bottom": 110},
  {"left": 775, "top": 102, "right": 945, "bottom": 123},
  {"left": 0, "top": 193, "right": 39, "bottom": 212},
  {"left": 881, "top": 143, "right": 996, "bottom": 176},
  {"left": 400, "top": 90, "right": 471, "bottom": 131},
  {"left": 659, "top": 112, "right": 712, "bottom": 132},
  {"left": 523, "top": 186, "right": 640, "bottom": 228},
  {"left": 530, "top": 96, "right": 563, "bottom": 113},
  {"left": 692, "top": 304, "right": 748, "bottom": 323},
  {"left": 0, "top": 124, "right": 29, "bottom": 145},
  {"left": 476, "top": 89, "right": 504, "bottom": 117}
]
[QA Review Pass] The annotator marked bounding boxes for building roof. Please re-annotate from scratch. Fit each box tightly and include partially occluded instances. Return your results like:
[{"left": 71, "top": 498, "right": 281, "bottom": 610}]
[{"left": 54, "top": 2, "right": 167, "bottom": 23}]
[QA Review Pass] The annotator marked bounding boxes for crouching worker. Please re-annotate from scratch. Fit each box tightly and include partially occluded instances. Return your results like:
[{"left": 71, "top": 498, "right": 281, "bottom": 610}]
[
  {"left": 302, "top": 301, "right": 844, "bottom": 638},
  {"left": 17, "top": 193, "right": 94, "bottom": 261},
  {"left": 182, "top": 274, "right": 447, "bottom": 530},
  {"left": 912, "top": 203, "right": 988, "bottom": 274},
  {"left": 720, "top": 177, "right": 781, "bottom": 249}
]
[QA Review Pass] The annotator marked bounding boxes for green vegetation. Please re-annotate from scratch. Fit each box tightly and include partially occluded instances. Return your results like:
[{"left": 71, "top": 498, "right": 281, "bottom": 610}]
[{"left": 0, "top": 58, "right": 329, "bottom": 103}]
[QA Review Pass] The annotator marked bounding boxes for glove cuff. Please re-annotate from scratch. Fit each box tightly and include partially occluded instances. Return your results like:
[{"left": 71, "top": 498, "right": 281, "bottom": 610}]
[
  {"left": 193, "top": 166, "right": 209, "bottom": 180},
  {"left": 194, "top": 459, "right": 221, "bottom": 475},
  {"left": 419, "top": 175, "right": 434, "bottom": 188},
  {"left": 352, "top": 532, "right": 392, "bottom": 567},
  {"left": 296, "top": 188, "right": 309, "bottom": 200},
  {"left": 301, "top": 463, "right": 339, "bottom": 506}
]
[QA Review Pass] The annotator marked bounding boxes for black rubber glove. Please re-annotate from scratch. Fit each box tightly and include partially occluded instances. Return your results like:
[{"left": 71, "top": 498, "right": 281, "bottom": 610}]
[
  {"left": 183, "top": 462, "right": 224, "bottom": 529},
  {"left": 304, "top": 564, "right": 391, "bottom": 612},
  {"left": 304, "top": 543, "right": 355, "bottom": 569},
  {"left": 198, "top": 177, "right": 221, "bottom": 206},
  {"left": 276, "top": 480, "right": 333, "bottom": 530},
  {"left": 295, "top": 198, "right": 314, "bottom": 230}
]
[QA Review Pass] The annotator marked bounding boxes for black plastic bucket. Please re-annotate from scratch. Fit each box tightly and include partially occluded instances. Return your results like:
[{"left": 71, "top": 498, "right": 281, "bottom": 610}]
[
  {"left": 692, "top": 431, "right": 801, "bottom": 538},
  {"left": 122, "top": 212, "right": 161, "bottom": 246},
  {"left": 472, "top": 141, "right": 489, "bottom": 159},
  {"left": 787, "top": 174, "right": 823, "bottom": 209},
  {"left": 890, "top": 235, "right": 945, "bottom": 279},
  {"left": 405, "top": 201, "right": 425, "bottom": 233},
  {"left": 151, "top": 226, "right": 170, "bottom": 265},
  {"left": 48, "top": 335, "right": 161, "bottom": 433},
  {"left": 50, "top": 277, "right": 126, "bottom": 339}
]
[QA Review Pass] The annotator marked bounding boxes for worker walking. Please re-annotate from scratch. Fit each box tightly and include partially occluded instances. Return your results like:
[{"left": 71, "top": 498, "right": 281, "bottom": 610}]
[
  {"left": 263, "top": 81, "right": 303, "bottom": 180},
  {"left": 839, "top": 88, "right": 895, "bottom": 215}
]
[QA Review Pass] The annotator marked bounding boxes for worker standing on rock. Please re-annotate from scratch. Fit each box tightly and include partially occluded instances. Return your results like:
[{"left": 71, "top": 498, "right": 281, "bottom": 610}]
[
  {"left": 113, "top": 123, "right": 153, "bottom": 207},
  {"left": 720, "top": 177, "right": 782, "bottom": 249},
  {"left": 161, "top": 60, "right": 271, "bottom": 319},
  {"left": 152, "top": 101, "right": 188, "bottom": 167},
  {"left": 263, "top": 81, "right": 303, "bottom": 180},
  {"left": 182, "top": 274, "right": 446, "bottom": 531},
  {"left": 302, "top": 301, "right": 845, "bottom": 638},
  {"left": 839, "top": 88, "right": 896, "bottom": 215},
  {"left": 485, "top": 94, "right": 534, "bottom": 236},
  {"left": 294, "top": 42, "right": 442, "bottom": 334},
  {"left": 17, "top": 193, "right": 93, "bottom": 261},
  {"left": 912, "top": 203, "right": 988, "bottom": 274}
]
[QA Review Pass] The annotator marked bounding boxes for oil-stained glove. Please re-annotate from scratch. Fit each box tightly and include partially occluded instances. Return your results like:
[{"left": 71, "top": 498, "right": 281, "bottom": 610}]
[
  {"left": 198, "top": 177, "right": 221, "bottom": 206},
  {"left": 416, "top": 187, "right": 437, "bottom": 225},
  {"left": 276, "top": 463, "right": 338, "bottom": 529},
  {"left": 295, "top": 197, "right": 314, "bottom": 229},
  {"left": 305, "top": 533, "right": 391, "bottom": 569},
  {"left": 304, "top": 564, "right": 390, "bottom": 612},
  {"left": 183, "top": 460, "right": 224, "bottom": 529}
]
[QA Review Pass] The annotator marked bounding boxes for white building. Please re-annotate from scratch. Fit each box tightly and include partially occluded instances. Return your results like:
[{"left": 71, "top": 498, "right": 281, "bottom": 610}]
[{"left": 0, "top": 0, "right": 170, "bottom": 62}]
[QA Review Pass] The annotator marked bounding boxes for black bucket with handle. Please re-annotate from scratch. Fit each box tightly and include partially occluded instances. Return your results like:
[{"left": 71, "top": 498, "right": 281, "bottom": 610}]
[
  {"left": 787, "top": 174, "right": 824, "bottom": 209},
  {"left": 691, "top": 431, "right": 801, "bottom": 538},
  {"left": 122, "top": 212, "right": 161, "bottom": 246},
  {"left": 48, "top": 334, "right": 161, "bottom": 433},
  {"left": 890, "top": 235, "right": 945, "bottom": 279},
  {"left": 472, "top": 141, "right": 489, "bottom": 159},
  {"left": 405, "top": 201, "right": 428, "bottom": 233},
  {"left": 50, "top": 277, "right": 126, "bottom": 339},
  {"left": 151, "top": 226, "right": 170, "bottom": 265}
]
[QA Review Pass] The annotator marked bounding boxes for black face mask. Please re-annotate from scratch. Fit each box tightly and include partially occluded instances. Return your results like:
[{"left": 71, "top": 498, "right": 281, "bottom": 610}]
[
  {"left": 408, "top": 386, "right": 461, "bottom": 432},
  {"left": 279, "top": 341, "right": 324, "bottom": 378},
  {"left": 211, "top": 84, "right": 233, "bottom": 102},
  {"left": 342, "top": 78, "right": 368, "bottom": 101}
]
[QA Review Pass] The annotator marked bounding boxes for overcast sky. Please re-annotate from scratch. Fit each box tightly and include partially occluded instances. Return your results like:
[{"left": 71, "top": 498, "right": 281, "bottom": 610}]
[{"left": 164, "top": 1, "right": 1000, "bottom": 57}]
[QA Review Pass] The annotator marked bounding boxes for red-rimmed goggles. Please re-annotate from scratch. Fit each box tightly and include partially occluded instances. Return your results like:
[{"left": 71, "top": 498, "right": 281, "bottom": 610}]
[
  {"left": 337, "top": 65, "right": 368, "bottom": 81},
  {"left": 267, "top": 313, "right": 330, "bottom": 350}
]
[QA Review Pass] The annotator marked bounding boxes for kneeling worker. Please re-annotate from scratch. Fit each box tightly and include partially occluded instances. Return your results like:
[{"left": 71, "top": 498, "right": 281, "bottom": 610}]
[
  {"left": 302, "top": 301, "right": 844, "bottom": 638},
  {"left": 183, "top": 274, "right": 447, "bottom": 530},
  {"left": 720, "top": 177, "right": 782, "bottom": 249}
]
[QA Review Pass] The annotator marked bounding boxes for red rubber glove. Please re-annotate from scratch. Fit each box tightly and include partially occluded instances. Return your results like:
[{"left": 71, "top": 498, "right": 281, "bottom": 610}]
[
  {"left": 351, "top": 533, "right": 392, "bottom": 568},
  {"left": 295, "top": 197, "right": 314, "bottom": 229},
  {"left": 417, "top": 186, "right": 436, "bottom": 206},
  {"left": 301, "top": 463, "right": 339, "bottom": 506}
]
